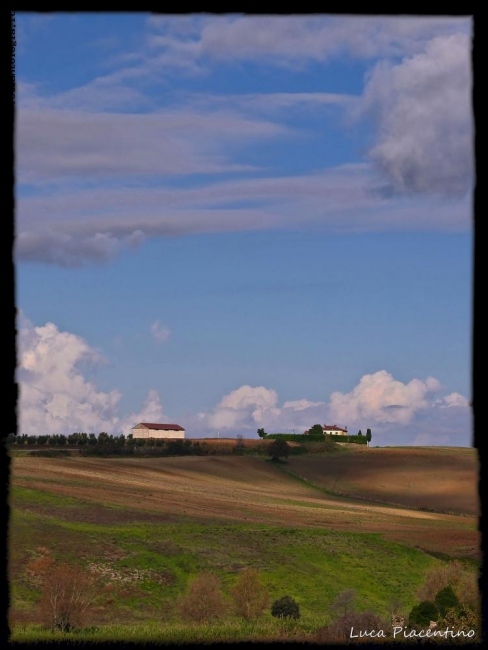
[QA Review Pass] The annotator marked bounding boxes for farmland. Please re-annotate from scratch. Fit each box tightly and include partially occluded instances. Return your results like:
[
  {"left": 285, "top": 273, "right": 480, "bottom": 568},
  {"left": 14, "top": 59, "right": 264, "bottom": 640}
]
[{"left": 8, "top": 445, "right": 480, "bottom": 643}]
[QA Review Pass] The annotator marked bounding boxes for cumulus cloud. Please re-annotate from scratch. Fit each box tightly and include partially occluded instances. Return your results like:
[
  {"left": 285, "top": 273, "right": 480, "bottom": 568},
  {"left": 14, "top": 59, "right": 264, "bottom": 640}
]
[
  {"left": 434, "top": 392, "right": 470, "bottom": 408},
  {"left": 193, "top": 371, "right": 470, "bottom": 443},
  {"left": 117, "top": 389, "right": 166, "bottom": 435},
  {"left": 17, "top": 314, "right": 167, "bottom": 436},
  {"left": 205, "top": 385, "right": 280, "bottom": 430},
  {"left": 327, "top": 370, "right": 443, "bottom": 426},
  {"left": 361, "top": 33, "right": 473, "bottom": 196},
  {"left": 150, "top": 321, "right": 171, "bottom": 344},
  {"left": 16, "top": 319, "right": 471, "bottom": 445},
  {"left": 198, "top": 385, "right": 327, "bottom": 433},
  {"left": 17, "top": 314, "right": 121, "bottom": 435}
]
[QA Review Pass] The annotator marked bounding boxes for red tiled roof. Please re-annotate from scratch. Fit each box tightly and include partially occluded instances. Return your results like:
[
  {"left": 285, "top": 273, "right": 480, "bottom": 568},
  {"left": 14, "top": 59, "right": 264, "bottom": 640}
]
[
  {"left": 134, "top": 423, "right": 185, "bottom": 431},
  {"left": 322, "top": 424, "right": 347, "bottom": 431}
]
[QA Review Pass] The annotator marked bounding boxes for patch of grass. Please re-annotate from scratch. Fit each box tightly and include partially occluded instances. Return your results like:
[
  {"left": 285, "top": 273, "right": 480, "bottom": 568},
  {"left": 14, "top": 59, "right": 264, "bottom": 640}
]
[{"left": 9, "top": 495, "right": 439, "bottom": 631}]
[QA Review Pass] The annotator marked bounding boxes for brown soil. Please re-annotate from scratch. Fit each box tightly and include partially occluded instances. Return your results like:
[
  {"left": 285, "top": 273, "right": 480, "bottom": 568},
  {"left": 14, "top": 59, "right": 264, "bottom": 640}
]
[
  {"left": 10, "top": 451, "right": 479, "bottom": 559},
  {"left": 286, "top": 446, "right": 479, "bottom": 516}
]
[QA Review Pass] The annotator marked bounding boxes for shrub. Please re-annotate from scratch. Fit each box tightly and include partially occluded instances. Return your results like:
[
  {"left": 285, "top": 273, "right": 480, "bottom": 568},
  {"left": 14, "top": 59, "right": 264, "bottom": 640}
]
[
  {"left": 178, "top": 572, "right": 227, "bottom": 624},
  {"left": 435, "top": 585, "right": 460, "bottom": 617},
  {"left": 331, "top": 588, "right": 358, "bottom": 617},
  {"left": 231, "top": 569, "right": 269, "bottom": 621},
  {"left": 417, "top": 560, "right": 479, "bottom": 610},
  {"left": 441, "top": 602, "right": 480, "bottom": 638},
  {"left": 408, "top": 600, "right": 439, "bottom": 628},
  {"left": 271, "top": 596, "right": 300, "bottom": 620},
  {"left": 27, "top": 549, "right": 97, "bottom": 632},
  {"left": 268, "top": 439, "right": 289, "bottom": 462},
  {"left": 316, "top": 610, "right": 388, "bottom": 643}
]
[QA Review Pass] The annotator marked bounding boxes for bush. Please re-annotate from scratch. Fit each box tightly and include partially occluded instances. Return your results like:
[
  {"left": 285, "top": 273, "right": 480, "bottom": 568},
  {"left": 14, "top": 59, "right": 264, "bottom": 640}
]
[
  {"left": 408, "top": 600, "right": 439, "bottom": 628},
  {"left": 417, "top": 560, "right": 479, "bottom": 611},
  {"left": 331, "top": 588, "right": 358, "bottom": 617},
  {"left": 268, "top": 439, "right": 289, "bottom": 462},
  {"left": 231, "top": 569, "right": 269, "bottom": 621},
  {"left": 178, "top": 572, "right": 227, "bottom": 624},
  {"left": 316, "top": 610, "right": 388, "bottom": 643},
  {"left": 271, "top": 596, "right": 300, "bottom": 620},
  {"left": 435, "top": 585, "right": 460, "bottom": 617},
  {"left": 27, "top": 548, "right": 97, "bottom": 632}
]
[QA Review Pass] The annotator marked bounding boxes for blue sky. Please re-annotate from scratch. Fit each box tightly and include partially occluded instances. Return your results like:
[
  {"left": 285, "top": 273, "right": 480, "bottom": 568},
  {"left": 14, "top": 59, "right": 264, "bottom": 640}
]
[{"left": 15, "top": 13, "right": 474, "bottom": 446}]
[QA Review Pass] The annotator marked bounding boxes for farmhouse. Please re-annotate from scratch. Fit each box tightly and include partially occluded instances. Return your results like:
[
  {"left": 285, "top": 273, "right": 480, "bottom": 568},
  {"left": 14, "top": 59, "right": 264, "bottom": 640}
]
[
  {"left": 132, "top": 422, "right": 186, "bottom": 439},
  {"left": 322, "top": 424, "right": 348, "bottom": 436}
]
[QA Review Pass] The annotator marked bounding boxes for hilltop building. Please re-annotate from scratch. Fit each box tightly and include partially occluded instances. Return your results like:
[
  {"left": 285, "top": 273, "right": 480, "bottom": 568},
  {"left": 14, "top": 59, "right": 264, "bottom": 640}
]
[
  {"left": 322, "top": 424, "right": 348, "bottom": 436},
  {"left": 131, "top": 423, "right": 185, "bottom": 439},
  {"left": 304, "top": 424, "right": 348, "bottom": 436}
]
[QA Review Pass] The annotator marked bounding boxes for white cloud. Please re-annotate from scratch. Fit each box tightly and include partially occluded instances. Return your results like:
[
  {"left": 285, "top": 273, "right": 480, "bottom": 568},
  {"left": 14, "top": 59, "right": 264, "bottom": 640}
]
[
  {"left": 17, "top": 314, "right": 167, "bottom": 436},
  {"left": 150, "top": 321, "right": 171, "bottom": 344},
  {"left": 194, "top": 372, "right": 470, "bottom": 441},
  {"left": 327, "top": 370, "right": 443, "bottom": 426},
  {"left": 199, "top": 385, "right": 326, "bottom": 433},
  {"left": 17, "top": 164, "right": 470, "bottom": 267},
  {"left": 17, "top": 314, "right": 121, "bottom": 435},
  {"left": 360, "top": 33, "right": 473, "bottom": 196},
  {"left": 282, "top": 399, "right": 324, "bottom": 411},
  {"left": 16, "top": 108, "right": 283, "bottom": 184},
  {"left": 16, "top": 320, "right": 471, "bottom": 445},
  {"left": 147, "top": 16, "right": 470, "bottom": 68},
  {"left": 434, "top": 392, "right": 470, "bottom": 408},
  {"left": 205, "top": 385, "right": 280, "bottom": 430},
  {"left": 117, "top": 389, "right": 166, "bottom": 435}
]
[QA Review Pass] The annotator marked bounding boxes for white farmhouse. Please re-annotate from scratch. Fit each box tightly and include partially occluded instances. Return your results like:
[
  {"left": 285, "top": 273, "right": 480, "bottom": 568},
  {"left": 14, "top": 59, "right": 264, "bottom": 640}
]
[
  {"left": 131, "top": 422, "right": 186, "bottom": 439},
  {"left": 322, "top": 424, "right": 348, "bottom": 436}
]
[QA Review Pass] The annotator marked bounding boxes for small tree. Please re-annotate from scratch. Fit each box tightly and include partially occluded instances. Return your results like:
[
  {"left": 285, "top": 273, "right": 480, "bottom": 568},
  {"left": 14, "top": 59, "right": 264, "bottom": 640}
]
[
  {"left": 435, "top": 585, "right": 460, "bottom": 617},
  {"left": 357, "top": 430, "right": 362, "bottom": 436},
  {"left": 408, "top": 600, "right": 439, "bottom": 628},
  {"left": 27, "top": 550, "right": 97, "bottom": 632},
  {"left": 271, "top": 596, "right": 300, "bottom": 620},
  {"left": 331, "top": 589, "right": 358, "bottom": 617},
  {"left": 178, "top": 572, "right": 227, "bottom": 624},
  {"left": 235, "top": 434, "right": 245, "bottom": 451},
  {"left": 268, "top": 438, "right": 289, "bottom": 462},
  {"left": 257, "top": 428, "right": 267, "bottom": 439},
  {"left": 366, "top": 429, "right": 372, "bottom": 446},
  {"left": 231, "top": 569, "right": 269, "bottom": 621},
  {"left": 308, "top": 424, "right": 324, "bottom": 437}
]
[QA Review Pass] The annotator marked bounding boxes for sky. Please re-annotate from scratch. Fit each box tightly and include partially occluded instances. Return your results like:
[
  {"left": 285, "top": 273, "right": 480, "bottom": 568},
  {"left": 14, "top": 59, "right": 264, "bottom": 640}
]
[{"left": 14, "top": 13, "right": 474, "bottom": 446}]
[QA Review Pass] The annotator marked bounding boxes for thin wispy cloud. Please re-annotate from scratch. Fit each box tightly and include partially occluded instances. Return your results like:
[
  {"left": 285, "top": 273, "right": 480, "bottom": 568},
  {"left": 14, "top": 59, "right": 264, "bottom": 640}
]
[{"left": 150, "top": 321, "right": 171, "bottom": 344}]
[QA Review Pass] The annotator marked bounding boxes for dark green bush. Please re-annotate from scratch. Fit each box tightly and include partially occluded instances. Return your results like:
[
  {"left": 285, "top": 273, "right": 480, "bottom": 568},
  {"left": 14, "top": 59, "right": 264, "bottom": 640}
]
[{"left": 271, "top": 596, "right": 300, "bottom": 620}]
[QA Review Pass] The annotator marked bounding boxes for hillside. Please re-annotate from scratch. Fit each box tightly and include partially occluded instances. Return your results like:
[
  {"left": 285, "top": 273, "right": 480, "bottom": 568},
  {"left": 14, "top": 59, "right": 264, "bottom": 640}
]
[
  {"left": 11, "top": 450, "right": 479, "bottom": 559},
  {"left": 8, "top": 447, "right": 480, "bottom": 641},
  {"left": 285, "top": 445, "right": 479, "bottom": 517}
]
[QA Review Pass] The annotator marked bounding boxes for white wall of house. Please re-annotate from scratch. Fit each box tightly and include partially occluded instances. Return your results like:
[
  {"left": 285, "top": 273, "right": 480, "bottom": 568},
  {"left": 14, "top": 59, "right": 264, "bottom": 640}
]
[
  {"left": 323, "top": 428, "right": 348, "bottom": 436},
  {"left": 132, "top": 426, "right": 185, "bottom": 439}
]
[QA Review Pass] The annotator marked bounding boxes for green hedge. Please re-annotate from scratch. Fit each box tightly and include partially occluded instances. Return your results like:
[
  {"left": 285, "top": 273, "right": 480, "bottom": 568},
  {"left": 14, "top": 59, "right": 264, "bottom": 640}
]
[
  {"left": 266, "top": 434, "right": 323, "bottom": 443},
  {"left": 267, "top": 433, "right": 366, "bottom": 445}
]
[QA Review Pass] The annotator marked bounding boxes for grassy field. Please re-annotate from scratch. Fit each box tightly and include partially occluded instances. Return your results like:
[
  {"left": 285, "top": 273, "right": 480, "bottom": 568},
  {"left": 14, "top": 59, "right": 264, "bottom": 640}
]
[{"left": 8, "top": 446, "right": 480, "bottom": 642}]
